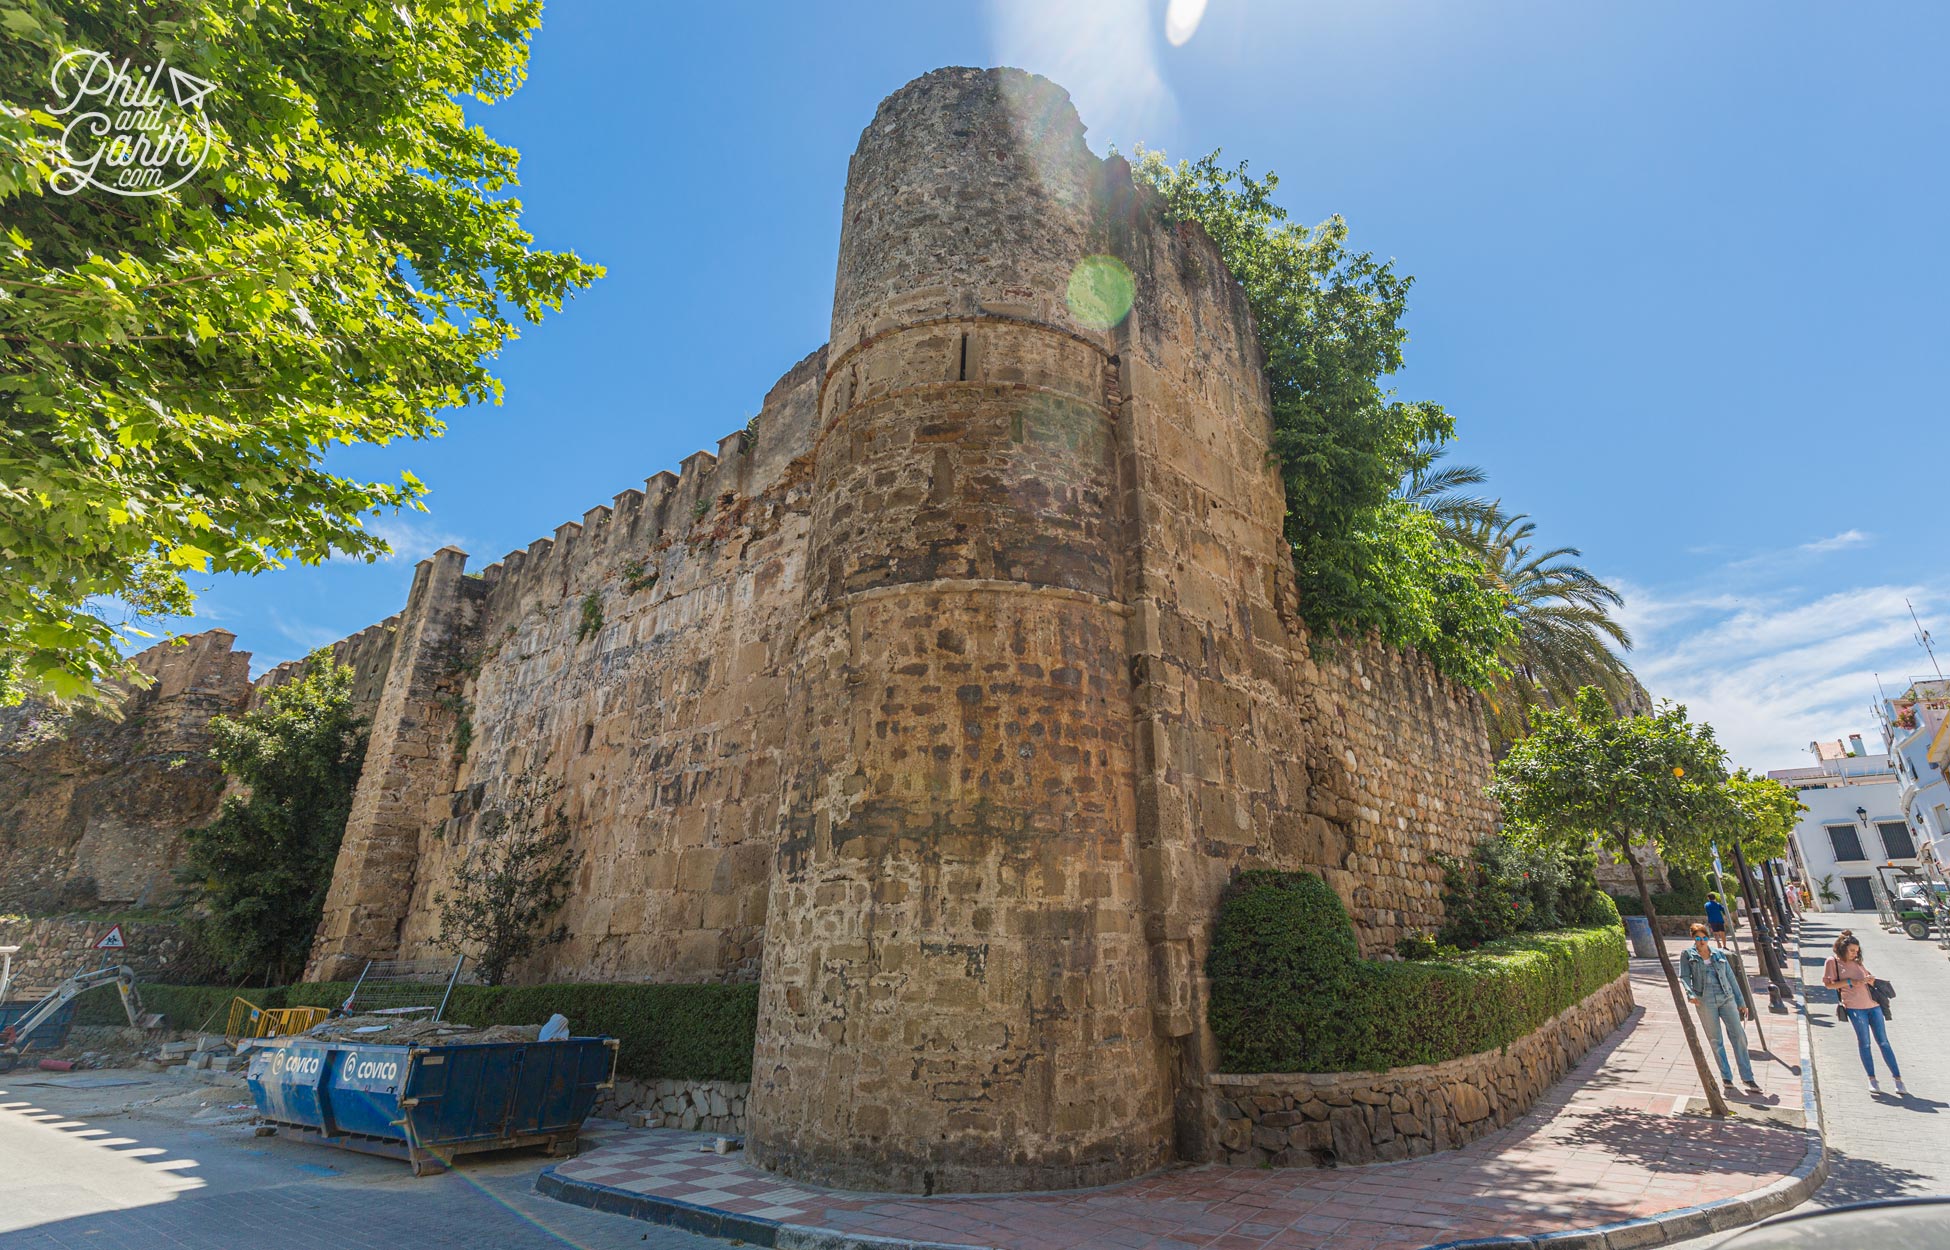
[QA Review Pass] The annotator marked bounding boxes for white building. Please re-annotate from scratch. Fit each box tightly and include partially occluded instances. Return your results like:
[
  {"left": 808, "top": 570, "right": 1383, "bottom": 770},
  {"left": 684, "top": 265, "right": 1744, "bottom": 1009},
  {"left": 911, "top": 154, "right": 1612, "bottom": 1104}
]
[
  {"left": 1881, "top": 677, "right": 1950, "bottom": 869},
  {"left": 1769, "top": 737, "right": 1910, "bottom": 912}
]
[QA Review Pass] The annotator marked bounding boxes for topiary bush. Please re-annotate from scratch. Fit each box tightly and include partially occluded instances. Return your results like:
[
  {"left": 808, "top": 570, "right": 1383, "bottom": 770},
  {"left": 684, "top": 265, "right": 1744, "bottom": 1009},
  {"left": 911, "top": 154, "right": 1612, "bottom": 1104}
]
[
  {"left": 1209, "top": 870, "right": 1626, "bottom": 1074},
  {"left": 1208, "top": 870, "right": 1372, "bottom": 1072}
]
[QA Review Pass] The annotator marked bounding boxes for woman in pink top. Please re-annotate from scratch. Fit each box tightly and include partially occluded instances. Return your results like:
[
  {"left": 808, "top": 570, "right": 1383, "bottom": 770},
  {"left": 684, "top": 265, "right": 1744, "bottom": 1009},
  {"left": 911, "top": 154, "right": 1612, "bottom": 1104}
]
[{"left": 1823, "top": 931, "right": 1906, "bottom": 1095}]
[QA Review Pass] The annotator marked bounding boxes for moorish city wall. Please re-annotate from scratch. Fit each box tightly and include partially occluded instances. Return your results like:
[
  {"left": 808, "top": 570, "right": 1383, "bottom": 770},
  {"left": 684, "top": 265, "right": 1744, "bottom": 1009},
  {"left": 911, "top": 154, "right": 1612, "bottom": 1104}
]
[{"left": 0, "top": 68, "right": 1502, "bottom": 1194}]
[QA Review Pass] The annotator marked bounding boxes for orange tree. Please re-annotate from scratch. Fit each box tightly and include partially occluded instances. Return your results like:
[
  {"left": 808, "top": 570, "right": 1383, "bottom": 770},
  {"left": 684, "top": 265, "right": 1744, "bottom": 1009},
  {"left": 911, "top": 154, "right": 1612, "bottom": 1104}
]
[{"left": 1490, "top": 687, "right": 1738, "bottom": 1116}]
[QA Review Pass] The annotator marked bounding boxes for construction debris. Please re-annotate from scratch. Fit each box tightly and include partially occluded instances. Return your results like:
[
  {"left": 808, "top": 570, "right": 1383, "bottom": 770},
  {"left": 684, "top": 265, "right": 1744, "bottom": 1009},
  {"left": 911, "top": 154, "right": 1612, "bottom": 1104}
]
[{"left": 295, "top": 1014, "right": 545, "bottom": 1046}]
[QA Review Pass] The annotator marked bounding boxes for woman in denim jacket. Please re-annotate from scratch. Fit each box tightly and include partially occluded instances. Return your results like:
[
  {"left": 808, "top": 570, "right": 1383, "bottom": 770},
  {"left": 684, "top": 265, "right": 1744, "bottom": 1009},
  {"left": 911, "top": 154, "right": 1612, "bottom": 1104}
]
[{"left": 1679, "top": 922, "right": 1762, "bottom": 1095}]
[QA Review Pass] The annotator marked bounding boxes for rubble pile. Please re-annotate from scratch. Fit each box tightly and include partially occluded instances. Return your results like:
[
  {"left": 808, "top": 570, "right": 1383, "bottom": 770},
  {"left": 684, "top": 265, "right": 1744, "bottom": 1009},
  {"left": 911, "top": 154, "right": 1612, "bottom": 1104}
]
[
  {"left": 143, "top": 1032, "right": 252, "bottom": 1074},
  {"left": 294, "top": 1014, "right": 543, "bottom": 1046}
]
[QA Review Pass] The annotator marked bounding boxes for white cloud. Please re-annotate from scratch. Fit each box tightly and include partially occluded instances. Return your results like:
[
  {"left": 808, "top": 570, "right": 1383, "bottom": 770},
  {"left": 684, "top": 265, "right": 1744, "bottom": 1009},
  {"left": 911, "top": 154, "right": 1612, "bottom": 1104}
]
[
  {"left": 987, "top": 0, "right": 1177, "bottom": 147},
  {"left": 268, "top": 609, "right": 343, "bottom": 658},
  {"left": 1616, "top": 571, "right": 1945, "bottom": 772},
  {"left": 1800, "top": 529, "right": 1871, "bottom": 554},
  {"left": 364, "top": 515, "right": 469, "bottom": 565}
]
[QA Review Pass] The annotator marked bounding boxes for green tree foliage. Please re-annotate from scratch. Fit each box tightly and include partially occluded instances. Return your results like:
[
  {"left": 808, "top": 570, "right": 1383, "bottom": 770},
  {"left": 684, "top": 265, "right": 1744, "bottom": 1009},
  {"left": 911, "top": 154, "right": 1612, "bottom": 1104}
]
[
  {"left": 0, "top": 1, "right": 602, "bottom": 703},
  {"left": 1605, "top": 865, "right": 1712, "bottom": 916},
  {"left": 435, "top": 773, "right": 581, "bottom": 986},
  {"left": 1207, "top": 870, "right": 1624, "bottom": 1075},
  {"left": 181, "top": 653, "right": 366, "bottom": 984},
  {"left": 1490, "top": 688, "right": 1741, "bottom": 1115},
  {"left": 1717, "top": 768, "right": 1802, "bottom": 865},
  {"left": 1131, "top": 151, "right": 1514, "bottom": 689}
]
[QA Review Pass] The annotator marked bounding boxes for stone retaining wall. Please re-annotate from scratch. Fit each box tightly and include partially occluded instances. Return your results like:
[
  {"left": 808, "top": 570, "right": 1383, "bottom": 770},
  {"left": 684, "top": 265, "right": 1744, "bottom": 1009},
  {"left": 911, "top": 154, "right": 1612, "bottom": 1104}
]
[
  {"left": 0, "top": 914, "right": 207, "bottom": 991},
  {"left": 600, "top": 1077, "right": 749, "bottom": 1135},
  {"left": 1208, "top": 972, "right": 1634, "bottom": 1168}
]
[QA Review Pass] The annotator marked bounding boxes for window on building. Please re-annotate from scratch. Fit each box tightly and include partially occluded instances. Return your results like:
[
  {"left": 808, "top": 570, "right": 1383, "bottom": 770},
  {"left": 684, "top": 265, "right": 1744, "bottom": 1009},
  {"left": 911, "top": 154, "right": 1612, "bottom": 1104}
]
[
  {"left": 1877, "top": 821, "right": 1917, "bottom": 860},
  {"left": 1827, "top": 824, "right": 1866, "bottom": 862}
]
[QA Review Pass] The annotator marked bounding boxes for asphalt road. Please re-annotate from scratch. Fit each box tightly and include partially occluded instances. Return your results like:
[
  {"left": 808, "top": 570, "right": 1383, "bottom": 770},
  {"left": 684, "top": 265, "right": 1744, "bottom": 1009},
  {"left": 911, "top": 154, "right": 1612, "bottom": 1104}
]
[{"left": 0, "top": 1072, "right": 713, "bottom": 1249}]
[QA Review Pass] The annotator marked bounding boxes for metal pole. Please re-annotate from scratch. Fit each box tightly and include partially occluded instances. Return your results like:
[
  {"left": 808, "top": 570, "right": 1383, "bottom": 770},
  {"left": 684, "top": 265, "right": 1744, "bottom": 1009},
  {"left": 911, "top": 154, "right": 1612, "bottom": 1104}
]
[
  {"left": 1764, "top": 860, "right": 1794, "bottom": 962},
  {"left": 1730, "top": 840, "right": 1791, "bottom": 1011}
]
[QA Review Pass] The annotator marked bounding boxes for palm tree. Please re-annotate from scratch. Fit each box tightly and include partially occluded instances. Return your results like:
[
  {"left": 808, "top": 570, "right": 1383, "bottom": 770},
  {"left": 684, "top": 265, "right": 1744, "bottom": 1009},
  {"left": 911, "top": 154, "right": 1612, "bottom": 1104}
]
[
  {"left": 1465, "top": 512, "right": 1640, "bottom": 741},
  {"left": 1396, "top": 454, "right": 1498, "bottom": 532},
  {"left": 1399, "top": 452, "right": 1641, "bottom": 742}
]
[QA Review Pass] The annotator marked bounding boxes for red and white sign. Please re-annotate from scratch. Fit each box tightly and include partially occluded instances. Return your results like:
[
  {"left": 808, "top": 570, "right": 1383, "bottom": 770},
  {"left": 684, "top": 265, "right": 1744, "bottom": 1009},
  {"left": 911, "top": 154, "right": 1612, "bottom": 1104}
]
[{"left": 94, "top": 925, "right": 125, "bottom": 950}]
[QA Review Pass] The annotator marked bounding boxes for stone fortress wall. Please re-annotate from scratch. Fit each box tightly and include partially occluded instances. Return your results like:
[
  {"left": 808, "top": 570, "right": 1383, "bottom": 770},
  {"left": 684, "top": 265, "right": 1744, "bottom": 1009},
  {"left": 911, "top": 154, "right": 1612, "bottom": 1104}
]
[
  {"left": 0, "top": 619, "right": 401, "bottom": 918},
  {"left": 1, "top": 68, "right": 1511, "bottom": 1195},
  {"left": 300, "top": 68, "right": 1501, "bottom": 1192}
]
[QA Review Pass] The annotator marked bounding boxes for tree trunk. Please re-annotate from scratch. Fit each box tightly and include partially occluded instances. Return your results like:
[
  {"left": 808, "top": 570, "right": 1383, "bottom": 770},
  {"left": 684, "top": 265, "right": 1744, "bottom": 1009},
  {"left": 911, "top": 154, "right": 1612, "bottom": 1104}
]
[{"left": 1624, "top": 833, "right": 1730, "bottom": 1117}]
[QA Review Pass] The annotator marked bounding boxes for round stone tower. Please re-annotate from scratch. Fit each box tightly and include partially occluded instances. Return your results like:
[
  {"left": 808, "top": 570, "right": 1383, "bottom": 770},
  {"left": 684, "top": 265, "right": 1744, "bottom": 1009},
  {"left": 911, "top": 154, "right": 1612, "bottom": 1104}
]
[{"left": 746, "top": 67, "right": 1174, "bottom": 1193}]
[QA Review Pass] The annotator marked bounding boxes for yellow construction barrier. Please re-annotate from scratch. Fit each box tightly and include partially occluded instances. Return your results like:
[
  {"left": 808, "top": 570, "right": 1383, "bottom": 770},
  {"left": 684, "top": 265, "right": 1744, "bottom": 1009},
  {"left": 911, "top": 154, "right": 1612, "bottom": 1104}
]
[{"left": 224, "top": 997, "right": 330, "bottom": 1043}]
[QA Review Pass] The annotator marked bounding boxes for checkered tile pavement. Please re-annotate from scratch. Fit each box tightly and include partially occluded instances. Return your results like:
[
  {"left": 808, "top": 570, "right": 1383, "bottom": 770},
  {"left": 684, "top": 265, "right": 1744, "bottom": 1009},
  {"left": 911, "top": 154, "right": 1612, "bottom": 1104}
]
[
  {"left": 549, "top": 955, "right": 1815, "bottom": 1250},
  {"left": 556, "top": 1136, "right": 826, "bottom": 1221}
]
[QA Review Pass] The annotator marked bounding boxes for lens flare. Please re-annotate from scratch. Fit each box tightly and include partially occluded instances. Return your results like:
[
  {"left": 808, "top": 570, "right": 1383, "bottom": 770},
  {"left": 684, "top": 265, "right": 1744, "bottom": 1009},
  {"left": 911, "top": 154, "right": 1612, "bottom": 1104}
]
[
  {"left": 1066, "top": 255, "right": 1135, "bottom": 330},
  {"left": 1165, "top": 0, "right": 1209, "bottom": 47}
]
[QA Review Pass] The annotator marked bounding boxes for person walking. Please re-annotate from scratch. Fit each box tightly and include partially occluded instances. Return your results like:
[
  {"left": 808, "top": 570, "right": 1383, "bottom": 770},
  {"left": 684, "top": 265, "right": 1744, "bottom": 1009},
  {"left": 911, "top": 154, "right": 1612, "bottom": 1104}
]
[
  {"left": 1824, "top": 931, "right": 1907, "bottom": 1095},
  {"left": 1680, "top": 922, "right": 1763, "bottom": 1096},
  {"left": 1704, "top": 893, "right": 1730, "bottom": 948}
]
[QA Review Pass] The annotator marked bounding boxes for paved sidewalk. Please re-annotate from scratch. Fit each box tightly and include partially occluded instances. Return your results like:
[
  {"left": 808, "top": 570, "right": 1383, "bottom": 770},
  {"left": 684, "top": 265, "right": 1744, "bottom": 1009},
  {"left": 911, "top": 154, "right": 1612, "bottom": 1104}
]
[{"left": 544, "top": 957, "right": 1819, "bottom": 1250}]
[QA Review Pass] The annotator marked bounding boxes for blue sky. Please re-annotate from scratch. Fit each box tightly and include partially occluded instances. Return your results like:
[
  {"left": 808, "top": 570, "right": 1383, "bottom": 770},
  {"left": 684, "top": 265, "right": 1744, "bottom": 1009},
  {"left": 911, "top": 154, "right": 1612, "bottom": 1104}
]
[{"left": 160, "top": 0, "right": 1947, "bottom": 770}]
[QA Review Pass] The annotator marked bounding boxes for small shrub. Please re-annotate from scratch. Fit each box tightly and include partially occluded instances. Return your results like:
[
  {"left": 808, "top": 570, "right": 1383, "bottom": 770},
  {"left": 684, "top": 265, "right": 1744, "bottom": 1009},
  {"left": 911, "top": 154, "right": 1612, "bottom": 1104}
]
[
  {"left": 1396, "top": 930, "right": 1439, "bottom": 961},
  {"left": 622, "top": 560, "right": 657, "bottom": 594},
  {"left": 576, "top": 592, "right": 603, "bottom": 641},
  {"left": 1437, "top": 837, "right": 1611, "bottom": 948},
  {"left": 436, "top": 775, "right": 582, "bottom": 985},
  {"left": 1394, "top": 931, "right": 1462, "bottom": 961}
]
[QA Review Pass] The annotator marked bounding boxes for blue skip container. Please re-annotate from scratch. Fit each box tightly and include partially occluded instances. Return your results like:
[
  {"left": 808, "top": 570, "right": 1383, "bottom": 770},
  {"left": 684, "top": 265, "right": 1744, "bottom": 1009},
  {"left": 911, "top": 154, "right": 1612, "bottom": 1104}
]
[
  {"left": 0, "top": 999, "right": 76, "bottom": 1051},
  {"left": 247, "top": 1034, "right": 618, "bottom": 1175}
]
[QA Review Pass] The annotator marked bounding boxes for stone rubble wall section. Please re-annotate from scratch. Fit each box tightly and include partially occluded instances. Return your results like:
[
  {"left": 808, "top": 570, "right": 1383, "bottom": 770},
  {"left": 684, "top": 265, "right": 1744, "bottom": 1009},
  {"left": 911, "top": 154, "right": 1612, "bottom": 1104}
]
[
  {"left": 251, "top": 615, "right": 400, "bottom": 717},
  {"left": 1207, "top": 972, "right": 1635, "bottom": 1169},
  {"left": 1308, "top": 641, "right": 1499, "bottom": 953},
  {"left": 599, "top": 1077, "right": 750, "bottom": 1136},
  {"left": 0, "top": 631, "right": 251, "bottom": 913},
  {"left": 0, "top": 915, "right": 200, "bottom": 991},
  {"left": 305, "top": 346, "right": 828, "bottom": 985}
]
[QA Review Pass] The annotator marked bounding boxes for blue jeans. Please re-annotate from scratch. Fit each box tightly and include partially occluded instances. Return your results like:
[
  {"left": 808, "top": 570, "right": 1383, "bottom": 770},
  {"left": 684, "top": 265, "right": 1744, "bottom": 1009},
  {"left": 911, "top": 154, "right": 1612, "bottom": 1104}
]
[
  {"left": 1846, "top": 1006, "right": 1901, "bottom": 1080},
  {"left": 1696, "top": 996, "right": 1755, "bottom": 1083}
]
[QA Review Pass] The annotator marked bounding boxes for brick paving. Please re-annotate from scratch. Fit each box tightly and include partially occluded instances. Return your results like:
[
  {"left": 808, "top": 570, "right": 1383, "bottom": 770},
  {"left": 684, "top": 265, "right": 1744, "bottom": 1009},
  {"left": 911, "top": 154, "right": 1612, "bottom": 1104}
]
[{"left": 549, "top": 956, "right": 1814, "bottom": 1250}]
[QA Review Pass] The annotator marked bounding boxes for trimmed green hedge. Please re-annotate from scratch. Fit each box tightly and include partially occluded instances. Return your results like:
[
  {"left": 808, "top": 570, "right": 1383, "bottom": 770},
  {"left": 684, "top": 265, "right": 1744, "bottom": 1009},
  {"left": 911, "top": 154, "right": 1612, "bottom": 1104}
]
[
  {"left": 1209, "top": 870, "right": 1627, "bottom": 1074},
  {"left": 73, "top": 983, "right": 241, "bottom": 1034},
  {"left": 79, "top": 979, "right": 759, "bottom": 1083}
]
